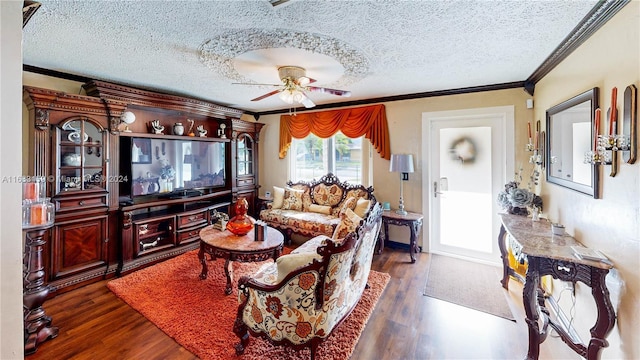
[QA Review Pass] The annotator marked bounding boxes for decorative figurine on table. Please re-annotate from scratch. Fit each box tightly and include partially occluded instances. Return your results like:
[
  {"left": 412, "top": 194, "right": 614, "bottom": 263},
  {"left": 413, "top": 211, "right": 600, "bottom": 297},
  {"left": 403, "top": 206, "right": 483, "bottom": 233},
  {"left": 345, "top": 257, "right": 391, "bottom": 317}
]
[
  {"left": 150, "top": 120, "right": 164, "bottom": 134},
  {"left": 196, "top": 125, "right": 207, "bottom": 137},
  {"left": 226, "top": 197, "right": 255, "bottom": 236}
]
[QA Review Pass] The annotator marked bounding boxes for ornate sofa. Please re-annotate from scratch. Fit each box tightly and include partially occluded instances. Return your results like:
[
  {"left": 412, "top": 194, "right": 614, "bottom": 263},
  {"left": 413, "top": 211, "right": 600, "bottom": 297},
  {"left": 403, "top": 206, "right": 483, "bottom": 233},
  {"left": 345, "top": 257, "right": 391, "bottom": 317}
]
[
  {"left": 259, "top": 173, "right": 376, "bottom": 243},
  {"left": 234, "top": 202, "right": 383, "bottom": 358}
]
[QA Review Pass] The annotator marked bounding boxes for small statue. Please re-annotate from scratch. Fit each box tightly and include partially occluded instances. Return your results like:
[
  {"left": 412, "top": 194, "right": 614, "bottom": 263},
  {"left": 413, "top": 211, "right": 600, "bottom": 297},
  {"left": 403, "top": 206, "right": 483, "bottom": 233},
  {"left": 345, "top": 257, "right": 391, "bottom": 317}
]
[
  {"left": 150, "top": 120, "right": 164, "bottom": 134},
  {"left": 186, "top": 119, "right": 196, "bottom": 137},
  {"left": 218, "top": 123, "right": 227, "bottom": 138},
  {"left": 196, "top": 125, "right": 207, "bottom": 137}
]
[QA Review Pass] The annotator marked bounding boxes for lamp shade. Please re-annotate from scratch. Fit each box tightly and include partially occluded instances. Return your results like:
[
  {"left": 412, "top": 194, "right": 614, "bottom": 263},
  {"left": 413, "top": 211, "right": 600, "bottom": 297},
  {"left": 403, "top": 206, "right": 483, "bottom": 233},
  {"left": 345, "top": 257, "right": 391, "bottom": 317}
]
[{"left": 390, "top": 154, "right": 414, "bottom": 173}]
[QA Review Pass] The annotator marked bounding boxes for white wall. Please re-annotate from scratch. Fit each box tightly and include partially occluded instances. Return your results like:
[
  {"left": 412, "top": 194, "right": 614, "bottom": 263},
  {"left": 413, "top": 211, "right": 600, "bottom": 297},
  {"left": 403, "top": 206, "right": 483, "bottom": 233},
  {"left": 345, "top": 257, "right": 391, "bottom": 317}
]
[
  {"left": 533, "top": 2, "right": 639, "bottom": 358},
  {"left": 259, "top": 88, "right": 532, "bottom": 251},
  {"left": 1, "top": 1, "right": 26, "bottom": 358}
]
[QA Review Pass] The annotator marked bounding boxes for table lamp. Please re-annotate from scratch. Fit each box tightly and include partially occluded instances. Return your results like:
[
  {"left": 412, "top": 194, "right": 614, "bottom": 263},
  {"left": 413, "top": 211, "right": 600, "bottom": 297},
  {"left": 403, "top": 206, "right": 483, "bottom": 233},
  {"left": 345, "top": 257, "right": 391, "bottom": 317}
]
[{"left": 390, "top": 154, "right": 414, "bottom": 215}]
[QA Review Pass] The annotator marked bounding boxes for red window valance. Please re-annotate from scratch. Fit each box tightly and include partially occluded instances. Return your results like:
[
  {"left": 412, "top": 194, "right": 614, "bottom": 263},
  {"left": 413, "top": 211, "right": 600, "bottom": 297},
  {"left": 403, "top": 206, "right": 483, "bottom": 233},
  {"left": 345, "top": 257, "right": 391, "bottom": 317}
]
[{"left": 279, "top": 104, "right": 391, "bottom": 160}]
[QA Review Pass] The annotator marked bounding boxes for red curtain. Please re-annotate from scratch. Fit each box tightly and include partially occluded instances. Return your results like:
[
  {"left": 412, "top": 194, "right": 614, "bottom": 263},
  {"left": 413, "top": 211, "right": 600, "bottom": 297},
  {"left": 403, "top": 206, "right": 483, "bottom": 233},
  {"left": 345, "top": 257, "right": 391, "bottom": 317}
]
[{"left": 279, "top": 104, "right": 390, "bottom": 160}]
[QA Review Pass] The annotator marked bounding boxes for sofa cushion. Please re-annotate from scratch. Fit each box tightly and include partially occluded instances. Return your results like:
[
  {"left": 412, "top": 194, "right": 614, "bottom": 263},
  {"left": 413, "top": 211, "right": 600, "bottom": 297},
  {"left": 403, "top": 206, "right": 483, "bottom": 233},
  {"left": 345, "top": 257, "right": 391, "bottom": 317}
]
[
  {"left": 260, "top": 209, "right": 340, "bottom": 237},
  {"left": 282, "top": 187, "right": 305, "bottom": 211},
  {"left": 312, "top": 183, "right": 344, "bottom": 207},
  {"left": 338, "top": 197, "right": 358, "bottom": 217},
  {"left": 275, "top": 252, "right": 322, "bottom": 282},
  {"left": 272, "top": 186, "right": 285, "bottom": 209},
  {"left": 353, "top": 198, "right": 371, "bottom": 218},
  {"left": 308, "top": 204, "right": 332, "bottom": 215},
  {"left": 332, "top": 208, "right": 363, "bottom": 242}
]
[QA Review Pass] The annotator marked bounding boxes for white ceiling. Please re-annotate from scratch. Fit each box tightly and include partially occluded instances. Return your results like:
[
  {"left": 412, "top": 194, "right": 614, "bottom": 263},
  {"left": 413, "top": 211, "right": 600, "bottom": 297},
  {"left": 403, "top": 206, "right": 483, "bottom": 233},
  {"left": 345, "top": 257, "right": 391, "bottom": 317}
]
[{"left": 22, "top": 0, "right": 599, "bottom": 113}]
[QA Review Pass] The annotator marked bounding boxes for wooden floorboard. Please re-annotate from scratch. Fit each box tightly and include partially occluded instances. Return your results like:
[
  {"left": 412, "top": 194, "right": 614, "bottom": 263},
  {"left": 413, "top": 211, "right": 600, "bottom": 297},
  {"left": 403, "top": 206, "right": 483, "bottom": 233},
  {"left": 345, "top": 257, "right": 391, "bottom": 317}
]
[{"left": 28, "top": 248, "right": 580, "bottom": 359}]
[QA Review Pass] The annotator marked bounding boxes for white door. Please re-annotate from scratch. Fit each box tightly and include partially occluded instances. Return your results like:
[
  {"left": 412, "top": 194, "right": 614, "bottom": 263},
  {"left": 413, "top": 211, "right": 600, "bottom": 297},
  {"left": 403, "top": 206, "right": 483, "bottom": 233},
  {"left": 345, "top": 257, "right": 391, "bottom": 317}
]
[{"left": 422, "top": 106, "right": 514, "bottom": 264}]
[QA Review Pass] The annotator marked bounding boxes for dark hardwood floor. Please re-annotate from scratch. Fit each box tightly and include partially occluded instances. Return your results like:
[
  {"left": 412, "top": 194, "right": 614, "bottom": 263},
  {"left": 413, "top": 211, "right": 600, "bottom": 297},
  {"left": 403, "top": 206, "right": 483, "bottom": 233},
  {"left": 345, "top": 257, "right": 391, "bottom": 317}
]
[{"left": 28, "top": 248, "right": 579, "bottom": 360}]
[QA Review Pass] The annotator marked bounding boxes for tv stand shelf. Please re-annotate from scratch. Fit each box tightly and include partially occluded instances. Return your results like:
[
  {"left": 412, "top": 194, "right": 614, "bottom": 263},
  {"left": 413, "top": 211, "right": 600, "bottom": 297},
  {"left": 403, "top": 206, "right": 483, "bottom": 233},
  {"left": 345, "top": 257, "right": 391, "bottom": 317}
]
[{"left": 119, "top": 196, "right": 230, "bottom": 275}]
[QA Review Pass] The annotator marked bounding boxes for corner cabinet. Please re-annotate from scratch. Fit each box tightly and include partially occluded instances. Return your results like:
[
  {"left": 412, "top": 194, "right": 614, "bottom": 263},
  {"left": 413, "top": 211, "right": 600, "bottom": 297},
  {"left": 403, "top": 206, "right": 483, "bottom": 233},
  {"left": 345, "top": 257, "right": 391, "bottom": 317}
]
[{"left": 231, "top": 119, "right": 264, "bottom": 217}]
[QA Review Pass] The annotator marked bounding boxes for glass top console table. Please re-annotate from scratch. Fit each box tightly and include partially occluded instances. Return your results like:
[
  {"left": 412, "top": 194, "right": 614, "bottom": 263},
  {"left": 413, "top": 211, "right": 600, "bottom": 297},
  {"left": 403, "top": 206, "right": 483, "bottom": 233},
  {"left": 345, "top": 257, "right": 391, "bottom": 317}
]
[{"left": 498, "top": 214, "right": 616, "bottom": 360}]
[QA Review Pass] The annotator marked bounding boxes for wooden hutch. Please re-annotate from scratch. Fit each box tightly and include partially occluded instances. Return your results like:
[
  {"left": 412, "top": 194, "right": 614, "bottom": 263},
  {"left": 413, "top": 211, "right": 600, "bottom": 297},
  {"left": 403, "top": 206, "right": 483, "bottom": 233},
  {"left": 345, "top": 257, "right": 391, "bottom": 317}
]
[{"left": 23, "top": 81, "right": 264, "bottom": 295}]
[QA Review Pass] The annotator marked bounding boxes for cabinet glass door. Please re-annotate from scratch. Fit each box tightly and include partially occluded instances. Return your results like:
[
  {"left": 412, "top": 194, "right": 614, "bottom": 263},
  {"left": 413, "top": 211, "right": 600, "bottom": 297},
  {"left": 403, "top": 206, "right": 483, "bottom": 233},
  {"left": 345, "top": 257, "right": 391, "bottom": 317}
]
[
  {"left": 56, "top": 118, "right": 106, "bottom": 194},
  {"left": 237, "top": 134, "right": 253, "bottom": 176}
]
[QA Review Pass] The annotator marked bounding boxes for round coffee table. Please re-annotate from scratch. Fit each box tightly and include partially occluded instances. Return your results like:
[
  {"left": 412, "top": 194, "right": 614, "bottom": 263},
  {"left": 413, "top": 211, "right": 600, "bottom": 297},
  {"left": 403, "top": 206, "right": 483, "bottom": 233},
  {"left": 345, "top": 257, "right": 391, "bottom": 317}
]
[{"left": 198, "top": 225, "right": 284, "bottom": 295}]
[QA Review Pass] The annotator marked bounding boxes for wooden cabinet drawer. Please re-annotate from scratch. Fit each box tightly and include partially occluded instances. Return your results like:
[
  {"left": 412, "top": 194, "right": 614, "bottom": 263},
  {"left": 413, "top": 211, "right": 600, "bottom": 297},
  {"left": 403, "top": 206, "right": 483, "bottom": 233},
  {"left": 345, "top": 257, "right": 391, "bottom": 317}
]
[
  {"left": 55, "top": 194, "right": 107, "bottom": 213},
  {"left": 177, "top": 224, "right": 206, "bottom": 245},
  {"left": 134, "top": 217, "right": 175, "bottom": 257},
  {"left": 236, "top": 177, "right": 255, "bottom": 187},
  {"left": 176, "top": 210, "right": 208, "bottom": 230}
]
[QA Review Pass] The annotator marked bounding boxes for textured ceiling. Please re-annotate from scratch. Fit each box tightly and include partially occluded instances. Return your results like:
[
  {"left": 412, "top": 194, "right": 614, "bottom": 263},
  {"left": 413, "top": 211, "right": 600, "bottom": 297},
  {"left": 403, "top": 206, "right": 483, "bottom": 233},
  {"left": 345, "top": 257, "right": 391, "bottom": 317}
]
[{"left": 23, "top": 0, "right": 599, "bottom": 113}]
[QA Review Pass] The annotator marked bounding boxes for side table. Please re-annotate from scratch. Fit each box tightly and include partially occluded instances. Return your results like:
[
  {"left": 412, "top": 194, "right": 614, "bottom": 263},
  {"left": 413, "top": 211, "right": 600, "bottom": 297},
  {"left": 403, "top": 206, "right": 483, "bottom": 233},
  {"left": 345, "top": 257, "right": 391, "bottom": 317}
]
[
  {"left": 378, "top": 210, "right": 424, "bottom": 263},
  {"left": 256, "top": 196, "right": 273, "bottom": 212},
  {"left": 23, "top": 224, "right": 59, "bottom": 354}
]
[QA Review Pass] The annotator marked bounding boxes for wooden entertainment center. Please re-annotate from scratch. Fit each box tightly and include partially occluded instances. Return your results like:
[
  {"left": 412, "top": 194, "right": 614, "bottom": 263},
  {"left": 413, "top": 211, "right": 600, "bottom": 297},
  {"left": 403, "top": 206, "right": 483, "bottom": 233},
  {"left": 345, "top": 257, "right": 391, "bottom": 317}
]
[{"left": 23, "top": 81, "right": 263, "bottom": 295}]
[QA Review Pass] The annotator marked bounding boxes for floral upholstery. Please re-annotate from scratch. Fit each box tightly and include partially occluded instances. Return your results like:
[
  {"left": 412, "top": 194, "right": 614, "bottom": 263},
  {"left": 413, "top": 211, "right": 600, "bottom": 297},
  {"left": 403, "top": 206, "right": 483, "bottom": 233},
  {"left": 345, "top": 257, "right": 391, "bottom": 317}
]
[
  {"left": 260, "top": 173, "right": 376, "bottom": 243},
  {"left": 234, "top": 203, "right": 383, "bottom": 357}
]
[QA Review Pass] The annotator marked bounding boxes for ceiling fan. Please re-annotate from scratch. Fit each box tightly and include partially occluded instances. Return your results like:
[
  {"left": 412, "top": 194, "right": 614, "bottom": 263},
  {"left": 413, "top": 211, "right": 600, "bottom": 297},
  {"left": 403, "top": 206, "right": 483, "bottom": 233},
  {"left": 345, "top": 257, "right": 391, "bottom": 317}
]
[{"left": 234, "top": 66, "right": 351, "bottom": 108}]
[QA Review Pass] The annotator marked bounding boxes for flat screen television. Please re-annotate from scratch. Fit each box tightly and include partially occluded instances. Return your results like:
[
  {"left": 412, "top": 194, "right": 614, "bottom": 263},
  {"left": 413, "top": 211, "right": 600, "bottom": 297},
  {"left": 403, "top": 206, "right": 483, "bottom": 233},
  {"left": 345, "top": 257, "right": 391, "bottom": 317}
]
[{"left": 120, "top": 136, "right": 227, "bottom": 199}]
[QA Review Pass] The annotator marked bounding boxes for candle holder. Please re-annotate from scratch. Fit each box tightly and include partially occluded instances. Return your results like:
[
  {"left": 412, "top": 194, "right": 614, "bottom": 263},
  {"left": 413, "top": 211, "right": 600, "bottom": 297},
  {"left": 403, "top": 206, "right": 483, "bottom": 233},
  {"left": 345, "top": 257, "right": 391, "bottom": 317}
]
[
  {"left": 526, "top": 142, "right": 535, "bottom": 152},
  {"left": 529, "top": 149, "right": 543, "bottom": 165},
  {"left": 22, "top": 177, "right": 55, "bottom": 229},
  {"left": 584, "top": 134, "right": 630, "bottom": 165}
]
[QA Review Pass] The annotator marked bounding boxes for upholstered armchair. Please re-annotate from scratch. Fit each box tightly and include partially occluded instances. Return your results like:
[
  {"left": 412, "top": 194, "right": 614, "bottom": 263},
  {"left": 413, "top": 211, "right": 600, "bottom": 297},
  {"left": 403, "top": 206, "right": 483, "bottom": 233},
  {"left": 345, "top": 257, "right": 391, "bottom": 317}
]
[{"left": 234, "top": 203, "right": 383, "bottom": 359}]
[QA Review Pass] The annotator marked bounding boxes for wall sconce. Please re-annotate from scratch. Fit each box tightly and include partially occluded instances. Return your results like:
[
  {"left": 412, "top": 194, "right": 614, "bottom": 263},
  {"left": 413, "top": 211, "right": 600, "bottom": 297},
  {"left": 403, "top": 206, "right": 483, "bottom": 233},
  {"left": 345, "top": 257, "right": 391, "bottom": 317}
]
[
  {"left": 527, "top": 120, "right": 544, "bottom": 166},
  {"left": 390, "top": 154, "right": 414, "bottom": 215},
  {"left": 120, "top": 111, "right": 136, "bottom": 133},
  {"left": 584, "top": 86, "right": 636, "bottom": 178}
]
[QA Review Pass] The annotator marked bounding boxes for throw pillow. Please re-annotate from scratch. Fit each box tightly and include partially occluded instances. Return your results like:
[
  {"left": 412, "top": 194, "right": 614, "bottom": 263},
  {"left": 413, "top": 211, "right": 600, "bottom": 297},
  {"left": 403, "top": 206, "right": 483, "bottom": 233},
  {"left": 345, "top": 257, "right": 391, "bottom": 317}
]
[
  {"left": 275, "top": 252, "right": 321, "bottom": 282},
  {"left": 332, "top": 208, "right": 363, "bottom": 242},
  {"left": 281, "top": 187, "right": 304, "bottom": 211},
  {"left": 272, "top": 186, "right": 285, "bottom": 209},
  {"left": 353, "top": 198, "right": 371, "bottom": 218},
  {"left": 308, "top": 204, "right": 332, "bottom": 215},
  {"left": 338, "top": 197, "right": 358, "bottom": 217}
]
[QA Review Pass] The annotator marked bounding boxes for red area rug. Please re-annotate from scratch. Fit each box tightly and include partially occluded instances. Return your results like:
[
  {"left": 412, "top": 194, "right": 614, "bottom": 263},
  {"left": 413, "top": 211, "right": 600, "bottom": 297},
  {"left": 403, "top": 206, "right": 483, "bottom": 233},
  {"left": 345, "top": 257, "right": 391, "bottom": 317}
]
[{"left": 107, "top": 250, "right": 390, "bottom": 359}]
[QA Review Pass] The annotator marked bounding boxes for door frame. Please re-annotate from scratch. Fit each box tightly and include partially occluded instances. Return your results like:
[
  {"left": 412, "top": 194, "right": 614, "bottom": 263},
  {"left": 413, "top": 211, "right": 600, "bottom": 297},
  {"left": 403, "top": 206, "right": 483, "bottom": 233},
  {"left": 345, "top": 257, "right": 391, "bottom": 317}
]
[{"left": 421, "top": 106, "right": 514, "bottom": 264}]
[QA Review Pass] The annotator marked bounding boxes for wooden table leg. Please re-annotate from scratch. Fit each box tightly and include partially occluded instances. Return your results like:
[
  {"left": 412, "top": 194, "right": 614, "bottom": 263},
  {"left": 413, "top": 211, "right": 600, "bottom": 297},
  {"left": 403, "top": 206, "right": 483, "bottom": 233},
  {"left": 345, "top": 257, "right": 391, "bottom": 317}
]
[
  {"left": 587, "top": 268, "right": 616, "bottom": 359},
  {"left": 523, "top": 258, "right": 541, "bottom": 360},
  {"left": 409, "top": 221, "right": 420, "bottom": 263},
  {"left": 498, "top": 225, "right": 510, "bottom": 289},
  {"left": 198, "top": 243, "right": 208, "bottom": 280}
]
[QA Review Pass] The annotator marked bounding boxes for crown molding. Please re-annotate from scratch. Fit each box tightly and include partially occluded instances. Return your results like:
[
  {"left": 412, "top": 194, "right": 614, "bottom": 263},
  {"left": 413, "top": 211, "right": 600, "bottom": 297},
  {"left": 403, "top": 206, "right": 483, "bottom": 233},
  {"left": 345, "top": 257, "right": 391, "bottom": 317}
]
[{"left": 525, "top": 0, "right": 631, "bottom": 95}]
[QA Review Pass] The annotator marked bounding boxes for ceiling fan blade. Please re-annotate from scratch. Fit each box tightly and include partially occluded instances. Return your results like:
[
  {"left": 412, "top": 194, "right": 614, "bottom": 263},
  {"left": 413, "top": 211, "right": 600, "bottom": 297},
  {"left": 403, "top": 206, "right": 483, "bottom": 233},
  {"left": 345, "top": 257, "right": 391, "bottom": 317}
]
[
  {"left": 300, "top": 95, "right": 316, "bottom": 108},
  {"left": 232, "top": 82, "right": 281, "bottom": 87},
  {"left": 307, "top": 86, "right": 351, "bottom": 97},
  {"left": 251, "top": 90, "right": 281, "bottom": 101}
]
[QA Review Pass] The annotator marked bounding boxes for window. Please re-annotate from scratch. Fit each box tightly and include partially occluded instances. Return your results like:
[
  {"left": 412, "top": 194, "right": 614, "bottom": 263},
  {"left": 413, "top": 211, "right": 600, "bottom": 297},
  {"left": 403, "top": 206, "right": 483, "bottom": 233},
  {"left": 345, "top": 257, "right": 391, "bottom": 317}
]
[{"left": 290, "top": 132, "right": 367, "bottom": 184}]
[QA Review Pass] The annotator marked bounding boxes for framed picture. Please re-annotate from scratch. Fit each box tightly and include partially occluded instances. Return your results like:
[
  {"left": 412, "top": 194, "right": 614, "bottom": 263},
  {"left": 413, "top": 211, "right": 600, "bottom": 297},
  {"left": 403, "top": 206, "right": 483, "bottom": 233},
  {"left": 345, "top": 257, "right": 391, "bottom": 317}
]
[{"left": 132, "top": 138, "right": 152, "bottom": 164}]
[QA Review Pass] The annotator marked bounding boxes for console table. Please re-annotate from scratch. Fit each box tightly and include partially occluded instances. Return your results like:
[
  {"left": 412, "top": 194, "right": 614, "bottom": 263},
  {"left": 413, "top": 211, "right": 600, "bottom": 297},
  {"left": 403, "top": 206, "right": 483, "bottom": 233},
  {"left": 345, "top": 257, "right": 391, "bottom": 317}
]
[
  {"left": 378, "top": 210, "right": 423, "bottom": 263},
  {"left": 498, "top": 214, "right": 616, "bottom": 360}
]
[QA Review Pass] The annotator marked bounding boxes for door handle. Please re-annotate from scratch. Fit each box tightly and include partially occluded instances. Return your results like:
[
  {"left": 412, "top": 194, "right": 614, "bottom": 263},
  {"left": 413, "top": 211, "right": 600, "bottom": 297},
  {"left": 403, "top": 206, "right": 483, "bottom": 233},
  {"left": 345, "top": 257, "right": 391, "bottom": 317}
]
[{"left": 434, "top": 181, "right": 444, "bottom": 197}]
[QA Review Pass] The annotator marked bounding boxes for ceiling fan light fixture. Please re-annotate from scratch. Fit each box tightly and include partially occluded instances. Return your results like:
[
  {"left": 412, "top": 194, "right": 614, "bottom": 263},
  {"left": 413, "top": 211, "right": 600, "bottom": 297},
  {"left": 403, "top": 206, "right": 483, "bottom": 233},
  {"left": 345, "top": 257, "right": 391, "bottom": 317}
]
[{"left": 279, "top": 90, "right": 295, "bottom": 104}]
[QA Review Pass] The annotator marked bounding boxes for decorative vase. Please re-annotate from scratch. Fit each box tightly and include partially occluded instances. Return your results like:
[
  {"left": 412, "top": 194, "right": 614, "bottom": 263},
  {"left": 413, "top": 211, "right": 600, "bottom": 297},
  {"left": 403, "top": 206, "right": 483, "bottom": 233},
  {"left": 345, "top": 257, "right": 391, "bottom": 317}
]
[
  {"left": 173, "top": 122, "right": 184, "bottom": 136},
  {"left": 226, "top": 197, "right": 254, "bottom": 236}
]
